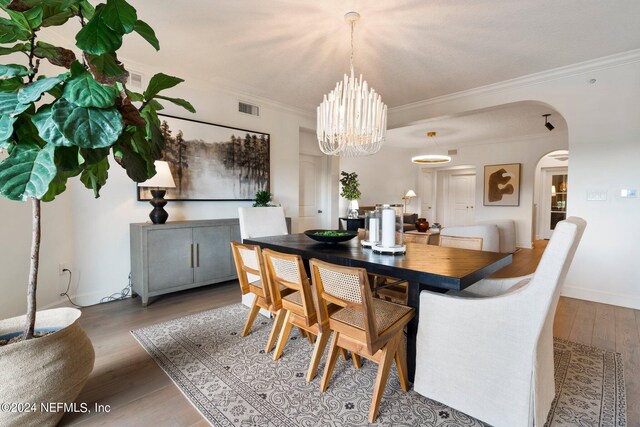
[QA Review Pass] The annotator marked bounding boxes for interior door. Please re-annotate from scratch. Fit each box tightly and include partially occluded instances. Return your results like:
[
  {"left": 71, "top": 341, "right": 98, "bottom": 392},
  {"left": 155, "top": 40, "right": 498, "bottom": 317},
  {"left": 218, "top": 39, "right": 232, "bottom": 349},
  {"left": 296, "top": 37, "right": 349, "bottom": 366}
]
[
  {"left": 299, "top": 154, "right": 327, "bottom": 230},
  {"left": 450, "top": 173, "right": 476, "bottom": 226},
  {"left": 542, "top": 167, "right": 568, "bottom": 239},
  {"left": 420, "top": 169, "right": 435, "bottom": 222}
]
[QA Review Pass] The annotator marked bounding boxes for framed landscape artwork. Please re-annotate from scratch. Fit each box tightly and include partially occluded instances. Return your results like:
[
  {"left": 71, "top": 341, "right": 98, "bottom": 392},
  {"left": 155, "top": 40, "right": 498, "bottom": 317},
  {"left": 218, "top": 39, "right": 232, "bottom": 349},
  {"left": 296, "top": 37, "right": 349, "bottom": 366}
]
[
  {"left": 137, "top": 115, "right": 270, "bottom": 201},
  {"left": 483, "top": 163, "right": 521, "bottom": 206}
]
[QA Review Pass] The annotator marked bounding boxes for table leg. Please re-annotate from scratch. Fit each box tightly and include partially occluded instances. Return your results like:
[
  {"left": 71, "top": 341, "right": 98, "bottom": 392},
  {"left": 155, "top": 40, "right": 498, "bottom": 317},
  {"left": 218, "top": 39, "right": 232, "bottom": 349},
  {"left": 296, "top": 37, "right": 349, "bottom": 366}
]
[{"left": 406, "top": 282, "right": 447, "bottom": 383}]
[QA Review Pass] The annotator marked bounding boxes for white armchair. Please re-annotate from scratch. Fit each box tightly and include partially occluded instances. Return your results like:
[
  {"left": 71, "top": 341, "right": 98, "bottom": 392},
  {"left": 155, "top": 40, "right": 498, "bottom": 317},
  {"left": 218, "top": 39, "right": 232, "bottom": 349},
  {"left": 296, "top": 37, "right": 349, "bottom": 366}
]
[
  {"left": 414, "top": 217, "right": 586, "bottom": 427},
  {"left": 237, "top": 206, "right": 289, "bottom": 313}
]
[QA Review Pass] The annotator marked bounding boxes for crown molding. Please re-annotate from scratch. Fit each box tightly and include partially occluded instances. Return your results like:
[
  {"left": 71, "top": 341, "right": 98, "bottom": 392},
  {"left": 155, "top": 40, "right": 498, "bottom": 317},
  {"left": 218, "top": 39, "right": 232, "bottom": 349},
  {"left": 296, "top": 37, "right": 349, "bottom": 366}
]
[{"left": 390, "top": 49, "right": 640, "bottom": 114}]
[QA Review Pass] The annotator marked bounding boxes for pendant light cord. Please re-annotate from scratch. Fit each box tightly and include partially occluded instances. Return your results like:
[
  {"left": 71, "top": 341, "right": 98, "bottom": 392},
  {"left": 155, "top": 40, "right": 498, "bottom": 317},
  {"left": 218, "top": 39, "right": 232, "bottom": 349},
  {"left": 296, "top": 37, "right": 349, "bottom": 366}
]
[{"left": 350, "top": 19, "right": 355, "bottom": 74}]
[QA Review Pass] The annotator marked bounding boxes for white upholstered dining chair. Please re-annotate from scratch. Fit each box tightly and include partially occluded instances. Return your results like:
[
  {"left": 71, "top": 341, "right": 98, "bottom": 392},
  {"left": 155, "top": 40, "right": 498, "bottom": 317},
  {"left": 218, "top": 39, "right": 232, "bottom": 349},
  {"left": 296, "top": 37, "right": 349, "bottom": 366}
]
[
  {"left": 238, "top": 206, "right": 289, "bottom": 313},
  {"left": 414, "top": 217, "right": 586, "bottom": 427}
]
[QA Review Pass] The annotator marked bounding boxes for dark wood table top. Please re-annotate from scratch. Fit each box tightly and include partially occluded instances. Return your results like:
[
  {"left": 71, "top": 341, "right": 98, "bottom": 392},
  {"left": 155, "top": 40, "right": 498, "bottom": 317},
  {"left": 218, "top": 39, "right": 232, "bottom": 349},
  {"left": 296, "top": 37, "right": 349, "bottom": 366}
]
[{"left": 244, "top": 233, "right": 512, "bottom": 291}]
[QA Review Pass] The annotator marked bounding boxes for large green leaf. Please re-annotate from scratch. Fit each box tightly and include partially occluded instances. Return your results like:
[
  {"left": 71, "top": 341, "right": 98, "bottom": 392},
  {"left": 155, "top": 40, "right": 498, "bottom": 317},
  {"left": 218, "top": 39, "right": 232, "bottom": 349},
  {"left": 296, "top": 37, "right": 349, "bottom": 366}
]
[
  {"left": 62, "top": 71, "right": 116, "bottom": 108},
  {"left": 101, "top": 0, "right": 136, "bottom": 34},
  {"left": 0, "top": 64, "right": 30, "bottom": 78},
  {"left": 133, "top": 19, "right": 158, "bottom": 50},
  {"left": 0, "top": 17, "right": 29, "bottom": 43},
  {"left": 113, "top": 141, "right": 149, "bottom": 182},
  {"left": 31, "top": 104, "right": 73, "bottom": 146},
  {"left": 79, "top": 146, "right": 109, "bottom": 165},
  {"left": 155, "top": 95, "right": 195, "bottom": 113},
  {"left": 51, "top": 98, "right": 123, "bottom": 148},
  {"left": 17, "top": 75, "right": 64, "bottom": 104},
  {"left": 34, "top": 41, "right": 76, "bottom": 68},
  {"left": 75, "top": 4, "right": 122, "bottom": 55},
  {"left": 80, "top": 156, "right": 109, "bottom": 197},
  {"left": 0, "top": 43, "right": 26, "bottom": 56},
  {"left": 0, "top": 91, "right": 30, "bottom": 115},
  {"left": 0, "top": 77, "right": 23, "bottom": 92},
  {"left": 41, "top": 170, "right": 67, "bottom": 201},
  {"left": 85, "top": 52, "right": 128, "bottom": 84},
  {"left": 54, "top": 145, "right": 81, "bottom": 171},
  {"left": 143, "top": 73, "right": 183, "bottom": 100},
  {"left": 0, "top": 142, "right": 56, "bottom": 201},
  {"left": 38, "top": 0, "right": 75, "bottom": 27},
  {"left": 4, "top": 5, "right": 42, "bottom": 32},
  {"left": 0, "top": 114, "right": 17, "bottom": 140}
]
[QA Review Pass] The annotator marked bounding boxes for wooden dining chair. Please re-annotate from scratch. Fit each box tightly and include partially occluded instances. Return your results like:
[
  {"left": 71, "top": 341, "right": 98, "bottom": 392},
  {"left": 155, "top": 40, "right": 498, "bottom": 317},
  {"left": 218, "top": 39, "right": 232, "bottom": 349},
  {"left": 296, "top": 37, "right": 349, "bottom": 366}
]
[
  {"left": 309, "top": 258, "right": 415, "bottom": 423},
  {"left": 261, "top": 249, "right": 329, "bottom": 379},
  {"left": 439, "top": 235, "right": 483, "bottom": 250},
  {"left": 230, "top": 241, "right": 289, "bottom": 352}
]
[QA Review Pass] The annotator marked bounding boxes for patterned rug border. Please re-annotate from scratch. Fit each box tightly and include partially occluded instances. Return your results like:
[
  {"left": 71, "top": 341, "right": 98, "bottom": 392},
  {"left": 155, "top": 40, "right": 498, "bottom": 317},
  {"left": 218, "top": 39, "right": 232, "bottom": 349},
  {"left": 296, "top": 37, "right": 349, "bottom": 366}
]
[{"left": 132, "top": 303, "right": 627, "bottom": 427}]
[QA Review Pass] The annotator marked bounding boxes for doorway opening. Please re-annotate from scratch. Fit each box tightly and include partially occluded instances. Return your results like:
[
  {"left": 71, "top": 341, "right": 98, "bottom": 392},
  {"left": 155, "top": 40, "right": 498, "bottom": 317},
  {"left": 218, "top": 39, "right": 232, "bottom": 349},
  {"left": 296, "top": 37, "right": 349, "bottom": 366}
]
[{"left": 534, "top": 150, "right": 569, "bottom": 239}]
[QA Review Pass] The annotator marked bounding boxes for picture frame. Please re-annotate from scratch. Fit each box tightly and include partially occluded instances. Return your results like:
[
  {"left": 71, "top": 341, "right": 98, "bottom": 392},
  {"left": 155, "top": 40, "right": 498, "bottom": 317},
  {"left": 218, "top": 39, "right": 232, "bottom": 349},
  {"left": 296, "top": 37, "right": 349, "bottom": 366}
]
[
  {"left": 137, "top": 114, "right": 270, "bottom": 201},
  {"left": 483, "top": 163, "right": 521, "bottom": 206}
]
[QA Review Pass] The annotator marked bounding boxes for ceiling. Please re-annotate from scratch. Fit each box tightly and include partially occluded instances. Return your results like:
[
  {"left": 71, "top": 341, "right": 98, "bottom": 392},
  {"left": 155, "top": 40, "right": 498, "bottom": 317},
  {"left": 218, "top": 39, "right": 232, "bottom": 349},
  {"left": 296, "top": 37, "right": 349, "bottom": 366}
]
[
  {"left": 49, "top": 0, "right": 640, "bottom": 113},
  {"left": 386, "top": 102, "right": 567, "bottom": 149}
]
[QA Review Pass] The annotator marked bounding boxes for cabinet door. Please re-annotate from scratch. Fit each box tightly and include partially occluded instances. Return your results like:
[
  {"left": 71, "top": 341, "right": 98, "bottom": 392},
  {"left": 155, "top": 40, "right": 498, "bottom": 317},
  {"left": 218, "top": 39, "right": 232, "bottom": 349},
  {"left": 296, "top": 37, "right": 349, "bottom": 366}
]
[
  {"left": 147, "top": 228, "right": 194, "bottom": 290},
  {"left": 194, "top": 225, "right": 232, "bottom": 283}
]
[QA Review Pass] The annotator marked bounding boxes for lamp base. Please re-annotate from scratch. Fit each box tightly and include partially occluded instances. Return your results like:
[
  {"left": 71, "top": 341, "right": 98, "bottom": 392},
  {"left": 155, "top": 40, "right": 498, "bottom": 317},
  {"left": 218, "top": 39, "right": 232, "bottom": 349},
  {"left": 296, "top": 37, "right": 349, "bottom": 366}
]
[{"left": 149, "top": 189, "right": 169, "bottom": 224}]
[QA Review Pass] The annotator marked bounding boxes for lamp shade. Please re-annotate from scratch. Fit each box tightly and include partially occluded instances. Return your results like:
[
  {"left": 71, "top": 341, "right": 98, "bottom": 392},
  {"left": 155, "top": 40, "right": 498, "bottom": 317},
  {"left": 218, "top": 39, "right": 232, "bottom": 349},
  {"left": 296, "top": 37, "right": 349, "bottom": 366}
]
[
  {"left": 404, "top": 190, "right": 417, "bottom": 198},
  {"left": 138, "top": 161, "right": 176, "bottom": 188}
]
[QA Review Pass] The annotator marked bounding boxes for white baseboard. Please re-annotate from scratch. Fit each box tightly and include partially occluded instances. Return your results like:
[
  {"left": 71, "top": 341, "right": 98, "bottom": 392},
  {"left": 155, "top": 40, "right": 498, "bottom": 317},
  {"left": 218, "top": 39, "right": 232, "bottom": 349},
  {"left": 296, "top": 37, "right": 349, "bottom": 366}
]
[
  {"left": 516, "top": 241, "right": 533, "bottom": 249},
  {"left": 561, "top": 285, "right": 640, "bottom": 310}
]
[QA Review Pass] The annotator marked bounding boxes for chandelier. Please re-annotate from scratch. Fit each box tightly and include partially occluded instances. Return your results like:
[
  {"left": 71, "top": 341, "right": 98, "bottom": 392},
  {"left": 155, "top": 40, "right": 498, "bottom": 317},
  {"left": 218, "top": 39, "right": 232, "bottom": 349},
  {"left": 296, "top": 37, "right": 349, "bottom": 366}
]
[
  {"left": 411, "top": 132, "right": 452, "bottom": 164},
  {"left": 317, "top": 12, "right": 387, "bottom": 157}
]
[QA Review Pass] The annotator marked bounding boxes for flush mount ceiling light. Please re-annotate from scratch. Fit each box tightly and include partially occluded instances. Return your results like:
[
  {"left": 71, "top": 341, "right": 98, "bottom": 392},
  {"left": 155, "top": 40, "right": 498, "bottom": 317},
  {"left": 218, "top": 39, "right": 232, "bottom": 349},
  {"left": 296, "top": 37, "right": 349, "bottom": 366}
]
[
  {"left": 543, "top": 114, "right": 555, "bottom": 131},
  {"left": 411, "top": 131, "right": 452, "bottom": 164},
  {"left": 317, "top": 12, "right": 387, "bottom": 157}
]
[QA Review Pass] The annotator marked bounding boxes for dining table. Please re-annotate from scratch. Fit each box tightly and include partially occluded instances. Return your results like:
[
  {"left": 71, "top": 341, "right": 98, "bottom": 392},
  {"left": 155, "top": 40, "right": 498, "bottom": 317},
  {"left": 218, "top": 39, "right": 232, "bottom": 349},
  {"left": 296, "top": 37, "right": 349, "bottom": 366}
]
[{"left": 243, "top": 233, "right": 512, "bottom": 382}]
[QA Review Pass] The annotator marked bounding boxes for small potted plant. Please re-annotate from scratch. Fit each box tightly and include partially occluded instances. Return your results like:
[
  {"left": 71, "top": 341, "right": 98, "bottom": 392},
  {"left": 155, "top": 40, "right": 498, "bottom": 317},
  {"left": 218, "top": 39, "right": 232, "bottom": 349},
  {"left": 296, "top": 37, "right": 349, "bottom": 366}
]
[
  {"left": 0, "top": 1, "right": 194, "bottom": 425},
  {"left": 253, "top": 190, "right": 273, "bottom": 207},
  {"left": 340, "top": 171, "right": 361, "bottom": 218}
]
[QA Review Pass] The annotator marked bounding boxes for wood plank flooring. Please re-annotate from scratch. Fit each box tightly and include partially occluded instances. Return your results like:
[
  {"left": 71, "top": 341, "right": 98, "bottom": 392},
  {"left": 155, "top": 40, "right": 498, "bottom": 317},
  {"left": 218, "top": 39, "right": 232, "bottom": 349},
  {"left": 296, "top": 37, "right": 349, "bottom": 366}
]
[{"left": 61, "top": 242, "right": 640, "bottom": 426}]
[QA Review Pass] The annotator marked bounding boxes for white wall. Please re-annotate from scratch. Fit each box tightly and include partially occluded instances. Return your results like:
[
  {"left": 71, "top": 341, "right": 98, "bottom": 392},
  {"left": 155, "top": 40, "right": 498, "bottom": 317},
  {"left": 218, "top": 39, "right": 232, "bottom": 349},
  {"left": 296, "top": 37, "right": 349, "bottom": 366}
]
[
  {"left": 339, "top": 146, "right": 419, "bottom": 216},
  {"left": 427, "top": 132, "right": 567, "bottom": 248},
  {"left": 389, "top": 50, "right": 640, "bottom": 309}
]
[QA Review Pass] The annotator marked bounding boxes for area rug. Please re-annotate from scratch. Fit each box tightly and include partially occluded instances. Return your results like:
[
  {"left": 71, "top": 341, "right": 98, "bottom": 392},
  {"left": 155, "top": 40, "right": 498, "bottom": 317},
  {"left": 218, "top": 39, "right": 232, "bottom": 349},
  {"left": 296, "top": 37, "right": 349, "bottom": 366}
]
[{"left": 132, "top": 304, "right": 626, "bottom": 427}]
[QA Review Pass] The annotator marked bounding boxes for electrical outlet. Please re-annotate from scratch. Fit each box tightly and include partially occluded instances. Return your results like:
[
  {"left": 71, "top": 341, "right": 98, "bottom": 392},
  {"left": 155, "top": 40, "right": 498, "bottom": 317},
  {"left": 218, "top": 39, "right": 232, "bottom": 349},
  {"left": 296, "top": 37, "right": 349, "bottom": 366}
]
[{"left": 58, "top": 263, "right": 69, "bottom": 276}]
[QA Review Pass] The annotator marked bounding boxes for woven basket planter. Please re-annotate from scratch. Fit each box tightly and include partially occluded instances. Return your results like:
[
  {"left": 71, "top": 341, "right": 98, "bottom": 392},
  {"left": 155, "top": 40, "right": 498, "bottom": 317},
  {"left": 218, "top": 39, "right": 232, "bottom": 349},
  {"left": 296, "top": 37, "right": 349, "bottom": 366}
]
[{"left": 0, "top": 308, "right": 95, "bottom": 426}]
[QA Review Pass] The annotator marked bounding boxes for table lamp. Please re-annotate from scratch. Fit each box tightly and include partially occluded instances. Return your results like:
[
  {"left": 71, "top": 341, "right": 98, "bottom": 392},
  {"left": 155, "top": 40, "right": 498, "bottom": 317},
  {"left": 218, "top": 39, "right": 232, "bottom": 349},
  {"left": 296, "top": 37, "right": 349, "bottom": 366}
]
[
  {"left": 402, "top": 189, "right": 417, "bottom": 213},
  {"left": 138, "top": 161, "right": 176, "bottom": 224}
]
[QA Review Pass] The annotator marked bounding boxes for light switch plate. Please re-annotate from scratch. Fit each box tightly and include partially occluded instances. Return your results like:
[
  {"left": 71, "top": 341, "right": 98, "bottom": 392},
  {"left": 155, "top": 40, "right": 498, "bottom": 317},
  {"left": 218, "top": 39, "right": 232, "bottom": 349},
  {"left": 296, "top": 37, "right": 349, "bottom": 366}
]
[
  {"left": 587, "top": 191, "right": 607, "bottom": 201},
  {"left": 620, "top": 189, "right": 638, "bottom": 198}
]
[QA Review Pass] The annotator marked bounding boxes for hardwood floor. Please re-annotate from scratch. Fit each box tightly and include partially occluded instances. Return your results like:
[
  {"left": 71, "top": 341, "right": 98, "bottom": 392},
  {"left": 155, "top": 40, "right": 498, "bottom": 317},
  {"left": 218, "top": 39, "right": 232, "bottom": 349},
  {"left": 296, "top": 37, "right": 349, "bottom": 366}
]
[{"left": 61, "top": 242, "right": 640, "bottom": 426}]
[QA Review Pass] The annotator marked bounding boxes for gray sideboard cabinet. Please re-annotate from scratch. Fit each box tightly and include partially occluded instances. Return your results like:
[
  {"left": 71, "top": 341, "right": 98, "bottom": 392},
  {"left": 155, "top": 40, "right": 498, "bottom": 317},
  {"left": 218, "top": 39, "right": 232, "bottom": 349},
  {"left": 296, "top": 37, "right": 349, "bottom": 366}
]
[{"left": 130, "top": 219, "right": 241, "bottom": 306}]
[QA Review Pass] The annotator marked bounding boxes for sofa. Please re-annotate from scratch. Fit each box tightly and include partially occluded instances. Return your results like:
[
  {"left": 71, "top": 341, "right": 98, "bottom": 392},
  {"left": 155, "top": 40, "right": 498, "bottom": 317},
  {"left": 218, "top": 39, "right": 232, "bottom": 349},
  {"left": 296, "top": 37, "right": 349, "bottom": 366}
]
[{"left": 359, "top": 206, "right": 417, "bottom": 232}]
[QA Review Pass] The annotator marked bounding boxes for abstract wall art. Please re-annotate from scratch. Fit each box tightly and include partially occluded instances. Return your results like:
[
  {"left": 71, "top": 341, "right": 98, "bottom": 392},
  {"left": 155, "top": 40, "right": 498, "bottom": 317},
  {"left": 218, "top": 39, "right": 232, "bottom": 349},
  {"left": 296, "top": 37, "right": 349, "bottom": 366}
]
[
  {"left": 137, "top": 115, "right": 270, "bottom": 201},
  {"left": 483, "top": 163, "right": 521, "bottom": 206}
]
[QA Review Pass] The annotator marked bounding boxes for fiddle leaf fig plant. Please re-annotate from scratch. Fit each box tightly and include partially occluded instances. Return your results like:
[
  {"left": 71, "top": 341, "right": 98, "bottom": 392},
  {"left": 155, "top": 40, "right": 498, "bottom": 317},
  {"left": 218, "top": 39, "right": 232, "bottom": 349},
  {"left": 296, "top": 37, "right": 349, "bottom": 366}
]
[{"left": 0, "top": 0, "right": 195, "bottom": 341}]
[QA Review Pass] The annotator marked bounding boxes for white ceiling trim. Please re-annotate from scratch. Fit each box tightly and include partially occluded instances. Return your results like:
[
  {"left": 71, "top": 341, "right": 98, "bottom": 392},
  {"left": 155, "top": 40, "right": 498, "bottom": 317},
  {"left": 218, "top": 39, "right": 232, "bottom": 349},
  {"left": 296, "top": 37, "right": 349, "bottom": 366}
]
[{"left": 390, "top": 49, "right": 640, "bottom": 115}]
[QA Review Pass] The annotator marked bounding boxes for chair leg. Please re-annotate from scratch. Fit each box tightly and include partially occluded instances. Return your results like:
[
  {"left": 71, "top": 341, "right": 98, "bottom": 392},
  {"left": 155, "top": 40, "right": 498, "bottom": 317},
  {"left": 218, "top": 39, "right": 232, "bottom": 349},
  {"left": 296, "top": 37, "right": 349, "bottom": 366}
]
[
  {"left": 368, "top": 335, "right": 399, "bottom": 423},
  {"left": 339, "top": 348, "right": 349, "bottom": 360},
  {"left": 306, "top": 330, "right": 330, "bottom": 382},
  {"left": 298, "top": 328, "right": 307, "bottom": 338},
  {"left": 241, "top": 296, "right": 260, "bottom": 337},
  {"left": 306, "top": 331, "right": 316, "bottom": 344},
  {"left": 273, "top": 310, "right": 293, "bottom": 361},
  {"left": 352, "top": 353, "right": 362, "bottom": 369},
  {"left": 394, "top": 334, "right": 409, "bottom": 392},
  {"left": 265, "top": 309, "right": 286, "bottom": 353},
  {"left": 320, "top": 332, "right": 341, "bottom": 392}
]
